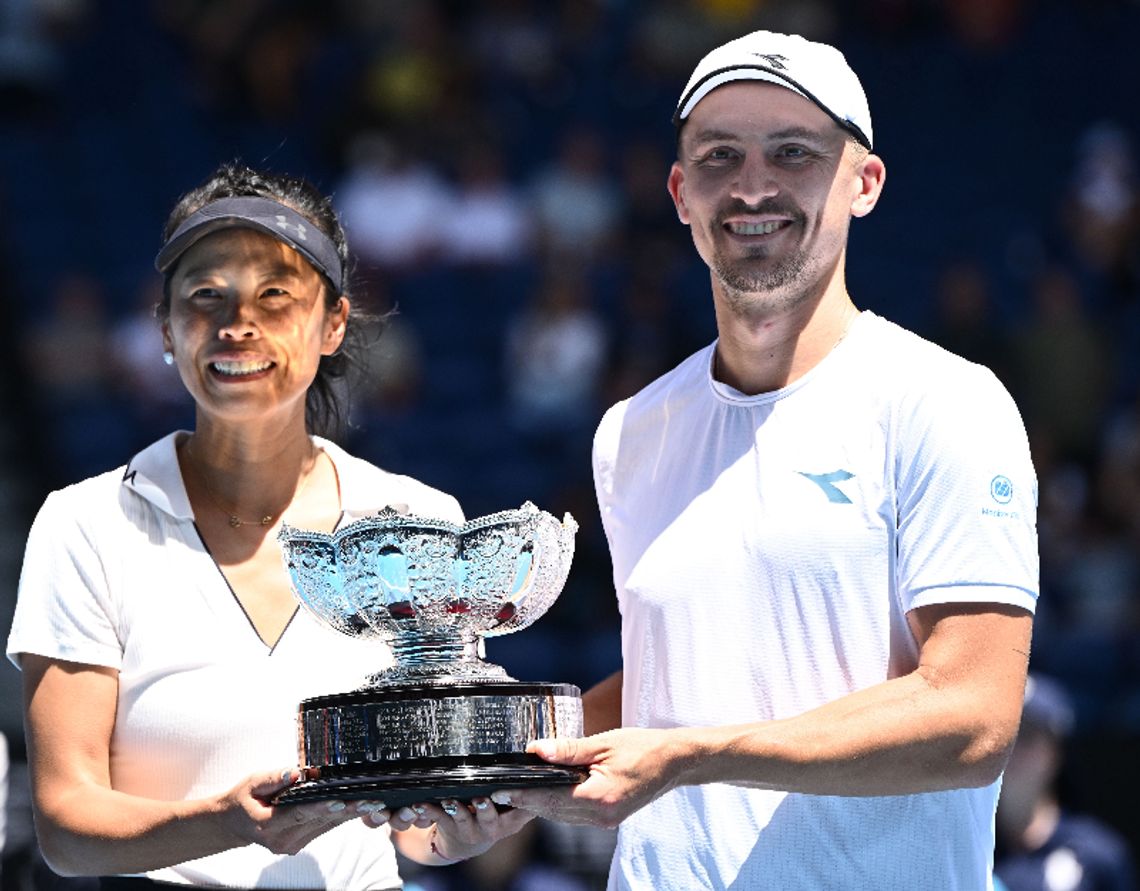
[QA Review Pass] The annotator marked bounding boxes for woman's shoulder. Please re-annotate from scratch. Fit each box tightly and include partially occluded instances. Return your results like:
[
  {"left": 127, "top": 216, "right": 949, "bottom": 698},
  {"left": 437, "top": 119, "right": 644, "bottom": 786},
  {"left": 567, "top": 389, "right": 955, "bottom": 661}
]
[
  {"left": 33, "top": 432, "right": 188, "bottom": 532},
  {"left": 36, "top": 462, "right": 133, "bottom": 520}
]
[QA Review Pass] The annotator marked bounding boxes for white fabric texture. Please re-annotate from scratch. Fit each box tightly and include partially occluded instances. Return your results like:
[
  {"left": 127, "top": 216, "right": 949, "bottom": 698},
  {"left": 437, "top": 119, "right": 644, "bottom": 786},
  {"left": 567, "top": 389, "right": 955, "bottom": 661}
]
[
  {"left": 592, "top": 311, "right": 1039, "bottom": 891},
  {"left": 7, "top": 432, "right": 464, "bottom": 889}
]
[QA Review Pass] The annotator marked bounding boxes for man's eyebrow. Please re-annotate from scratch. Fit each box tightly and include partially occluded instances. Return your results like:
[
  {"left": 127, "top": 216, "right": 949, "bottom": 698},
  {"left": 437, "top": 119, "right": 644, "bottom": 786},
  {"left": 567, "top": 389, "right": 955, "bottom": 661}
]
[
  {"left": 764, "top": 126, "right": 835, "bottom": 143},
  {"left": 687, "top": 128, "right": 742, "bottom": 145},
  {"left": 686, "top": 124, "right": 838, "bottom": 147}
]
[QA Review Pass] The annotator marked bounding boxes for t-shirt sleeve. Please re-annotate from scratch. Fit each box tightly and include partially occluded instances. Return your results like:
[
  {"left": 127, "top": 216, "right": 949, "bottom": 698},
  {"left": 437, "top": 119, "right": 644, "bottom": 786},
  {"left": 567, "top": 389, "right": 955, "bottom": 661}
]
[
  {"left": 894, "top": 363, "right": 1039, "bottom": 614},
  {"left": 6, "top": 490, "right": 123, "bottom": 671}
]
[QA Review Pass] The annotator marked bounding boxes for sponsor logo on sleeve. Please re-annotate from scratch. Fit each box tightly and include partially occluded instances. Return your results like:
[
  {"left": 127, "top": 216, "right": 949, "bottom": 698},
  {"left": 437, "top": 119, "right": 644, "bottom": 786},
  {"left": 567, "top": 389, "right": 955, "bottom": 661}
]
[{"left": 982, "top": 474, "right": 1020, "bottom": 519}]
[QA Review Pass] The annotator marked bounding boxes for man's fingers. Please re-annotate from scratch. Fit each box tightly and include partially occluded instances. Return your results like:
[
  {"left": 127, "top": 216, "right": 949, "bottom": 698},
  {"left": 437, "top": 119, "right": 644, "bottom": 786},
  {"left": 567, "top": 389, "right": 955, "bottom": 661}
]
[{"left": 528, "top": 735, "right": 598, "bottom": 764}]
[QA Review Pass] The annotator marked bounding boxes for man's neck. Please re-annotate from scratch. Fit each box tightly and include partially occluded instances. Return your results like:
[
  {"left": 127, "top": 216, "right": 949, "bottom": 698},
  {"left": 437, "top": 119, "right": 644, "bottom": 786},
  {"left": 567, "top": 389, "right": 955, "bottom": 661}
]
[{"left": 711, "top": 286, "right": 858, "bottom": 396}]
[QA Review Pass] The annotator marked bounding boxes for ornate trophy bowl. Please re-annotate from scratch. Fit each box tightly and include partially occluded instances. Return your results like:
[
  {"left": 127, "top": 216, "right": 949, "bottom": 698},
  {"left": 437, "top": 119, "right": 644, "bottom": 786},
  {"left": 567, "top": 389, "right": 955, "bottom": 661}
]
[{"left": 274, "top": 501, "right": 585, "bottom": 808}]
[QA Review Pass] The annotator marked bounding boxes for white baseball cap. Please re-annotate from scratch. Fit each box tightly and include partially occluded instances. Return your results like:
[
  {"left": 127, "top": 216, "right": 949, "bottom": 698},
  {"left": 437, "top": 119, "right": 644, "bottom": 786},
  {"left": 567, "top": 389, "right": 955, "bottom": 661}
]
[{"left": 674, "top": 30, "right": 873, "bottom": 150}]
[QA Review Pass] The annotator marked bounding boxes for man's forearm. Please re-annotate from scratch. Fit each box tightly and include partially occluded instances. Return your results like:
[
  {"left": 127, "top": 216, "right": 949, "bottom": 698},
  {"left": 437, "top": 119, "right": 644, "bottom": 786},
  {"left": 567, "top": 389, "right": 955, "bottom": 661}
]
[
  {"left": 675, "top": 669, "right": 1008, "bottom": 796},
  {"left": 672, "top": 606, "right": 1032, "bottom": 797}
]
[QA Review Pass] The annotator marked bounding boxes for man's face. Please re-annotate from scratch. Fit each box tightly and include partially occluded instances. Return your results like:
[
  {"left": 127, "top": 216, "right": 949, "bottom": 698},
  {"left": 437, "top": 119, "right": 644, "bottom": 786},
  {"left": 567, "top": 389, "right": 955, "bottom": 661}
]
[{"left": 668, "top": 81, "right": 879, "bottom": 315}]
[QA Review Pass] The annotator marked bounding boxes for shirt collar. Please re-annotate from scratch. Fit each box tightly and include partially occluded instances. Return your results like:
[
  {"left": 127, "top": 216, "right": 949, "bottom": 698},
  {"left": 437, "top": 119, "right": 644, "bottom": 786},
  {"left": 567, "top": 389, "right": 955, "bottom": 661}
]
[{"left": 120, "top": 431, "right": 408, "bottom": 522}]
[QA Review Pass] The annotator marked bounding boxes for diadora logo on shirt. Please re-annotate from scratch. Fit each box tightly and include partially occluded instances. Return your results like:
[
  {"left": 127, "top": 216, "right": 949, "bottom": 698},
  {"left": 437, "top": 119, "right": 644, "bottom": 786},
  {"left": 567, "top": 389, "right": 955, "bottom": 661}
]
[{"left": 797, "top": 470, "right": 855, "bottom": 504}]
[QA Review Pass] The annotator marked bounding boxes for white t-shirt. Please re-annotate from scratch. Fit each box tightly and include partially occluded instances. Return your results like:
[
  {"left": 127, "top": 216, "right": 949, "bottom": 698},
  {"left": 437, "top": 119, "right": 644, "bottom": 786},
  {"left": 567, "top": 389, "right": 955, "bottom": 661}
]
[
  {"left": 7, "top": 432, "right": 464, "bottom": 889},
  {"left": 592, "top": 312, "right": 1039, "bottom": 891}
]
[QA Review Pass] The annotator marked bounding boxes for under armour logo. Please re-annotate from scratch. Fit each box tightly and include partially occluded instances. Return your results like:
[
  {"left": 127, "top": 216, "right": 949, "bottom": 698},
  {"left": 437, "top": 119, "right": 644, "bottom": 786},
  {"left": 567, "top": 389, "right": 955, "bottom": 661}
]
[
  {"left": 751, "top": 52, "right": 789, "bottom": 70},
  {"left": 275, "top": 215, "right": 308, "bottom": 241},
  {"left": 798, "top": 470, "right": 855, "bottom": 504}
]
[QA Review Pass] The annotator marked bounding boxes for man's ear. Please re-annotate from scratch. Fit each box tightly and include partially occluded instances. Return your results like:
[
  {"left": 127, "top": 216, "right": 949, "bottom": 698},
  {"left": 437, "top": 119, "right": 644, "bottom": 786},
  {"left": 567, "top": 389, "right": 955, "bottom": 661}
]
[
  {"left": 851, "top": 153, "right": 885, "bottom": 219},
  {"left": 667, "top": 162, "right": 690, "bottom": 225}
]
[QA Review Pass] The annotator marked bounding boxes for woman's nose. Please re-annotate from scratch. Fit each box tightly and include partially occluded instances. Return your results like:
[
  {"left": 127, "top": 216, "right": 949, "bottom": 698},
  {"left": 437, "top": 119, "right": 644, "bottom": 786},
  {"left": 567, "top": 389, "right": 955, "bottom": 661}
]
[{"left": 218, "top": 298, "right": 259, "bottom": 339}]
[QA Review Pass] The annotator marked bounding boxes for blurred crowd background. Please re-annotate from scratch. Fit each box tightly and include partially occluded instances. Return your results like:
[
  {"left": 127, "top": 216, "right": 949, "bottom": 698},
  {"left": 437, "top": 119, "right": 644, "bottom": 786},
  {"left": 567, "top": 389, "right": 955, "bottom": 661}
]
[{"left": 1, "top": 0, "right": 1139, "bottom": 888}]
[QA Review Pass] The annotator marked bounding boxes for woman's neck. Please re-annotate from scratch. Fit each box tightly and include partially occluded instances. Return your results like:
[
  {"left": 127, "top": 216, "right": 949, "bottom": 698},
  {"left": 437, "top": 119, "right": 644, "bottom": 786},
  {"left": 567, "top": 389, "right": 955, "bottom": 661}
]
[{"left": 179, "top": 416, "right": 320, "bottom": 527}]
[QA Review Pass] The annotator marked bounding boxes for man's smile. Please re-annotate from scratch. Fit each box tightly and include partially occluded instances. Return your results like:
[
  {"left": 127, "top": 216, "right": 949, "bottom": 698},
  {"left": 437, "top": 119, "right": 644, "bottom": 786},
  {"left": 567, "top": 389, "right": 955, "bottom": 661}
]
[{"left": 725, "top": 220, "right": 792, "bottom": 236}]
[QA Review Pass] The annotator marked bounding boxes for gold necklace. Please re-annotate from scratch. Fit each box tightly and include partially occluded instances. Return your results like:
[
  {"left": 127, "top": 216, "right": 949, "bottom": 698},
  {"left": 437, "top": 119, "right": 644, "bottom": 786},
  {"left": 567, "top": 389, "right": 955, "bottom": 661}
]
[{"left": 186, "top": 439, "right": 319, "bottom": 529}]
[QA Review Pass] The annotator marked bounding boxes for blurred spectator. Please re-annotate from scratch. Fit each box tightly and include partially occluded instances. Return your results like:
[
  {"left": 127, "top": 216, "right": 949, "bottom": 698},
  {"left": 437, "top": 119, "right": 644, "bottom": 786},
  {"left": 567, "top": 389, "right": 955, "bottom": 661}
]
[
  {"left": 466, "top": 0, "right": 556, "bottom": 85},
  {"left": 350, "top": 288, "right": 426, "bottom": 418},
  {"left": 504, "top": 266, "right": 608, "bottom": 443},
  {"left": 336, "top": 132, "right": 452, "bottom": 270},
  {"left": 1011, "top": 265, "right": 1114, "bottom": 469},
  {"left": 925, "top": 258, "right": 1013, "bottom": 383},
  {"left": 604, "top": 253, "right": 707, "bottom": 405},
  {"left": 529, "top": 123, "right": 623, "bottom": 261},
  {"left": 941, "top": 0, "right": 1027, "bottom": 49},
  {"left": 23, "top": 273, "right": 133, "bottom": 483},
  {"left": 616, "top": 137, "right": 682, "bottom": 260},
  {"left": 439, "top": 138, "right": 534, "bottom": 267},
  {"left": 23, "top": 271, "right": 111, "bottom": 403},
  {"left": 109, "top": 279, "right": 193, "bottom": 444},
  {"left": 155, "top": 0, "right": 330, "bottom": 120},
  {"left": 996, "top": 674, "right": 1136, "bottom": 891},
  {"left": 352, "top": 1, "right": 459, "bottom": 130},
  {"left": 0, "top": 0, "right": 87, "bottom": 114},
  {"left": 1060, "top": 122, "right": 1140, "bottom": 303}
]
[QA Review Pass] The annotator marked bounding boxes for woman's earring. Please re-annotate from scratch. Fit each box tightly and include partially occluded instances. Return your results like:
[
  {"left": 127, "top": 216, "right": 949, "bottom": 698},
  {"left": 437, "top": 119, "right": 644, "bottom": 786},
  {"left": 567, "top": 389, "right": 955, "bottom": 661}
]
[{"left": 163, "top": 350, "right": 175, "bottom": 366}]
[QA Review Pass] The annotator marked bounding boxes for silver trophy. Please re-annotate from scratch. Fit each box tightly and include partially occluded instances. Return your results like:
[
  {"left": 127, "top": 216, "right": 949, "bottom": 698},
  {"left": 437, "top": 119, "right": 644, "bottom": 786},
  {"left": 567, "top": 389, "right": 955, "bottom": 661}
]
[{"left": 274, "top": 501, "right": 585, "bottom": 807}]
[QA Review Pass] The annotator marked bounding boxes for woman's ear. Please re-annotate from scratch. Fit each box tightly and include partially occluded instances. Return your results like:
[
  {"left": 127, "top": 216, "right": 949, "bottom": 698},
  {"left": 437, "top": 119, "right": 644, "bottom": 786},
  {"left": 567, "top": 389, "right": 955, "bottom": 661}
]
[{"left": 323, "top": 296, "right": 350, "bottom": 355}]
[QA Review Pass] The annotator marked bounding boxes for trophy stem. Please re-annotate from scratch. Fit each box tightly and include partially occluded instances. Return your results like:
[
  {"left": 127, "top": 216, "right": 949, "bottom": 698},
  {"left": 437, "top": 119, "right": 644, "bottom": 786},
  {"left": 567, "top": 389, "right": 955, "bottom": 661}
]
[
  {"left": 392, "top": 630, "right": 480, "bottom": 667},
  {"left": 369, "top": 631, "right": 512, "bottom": 685}
]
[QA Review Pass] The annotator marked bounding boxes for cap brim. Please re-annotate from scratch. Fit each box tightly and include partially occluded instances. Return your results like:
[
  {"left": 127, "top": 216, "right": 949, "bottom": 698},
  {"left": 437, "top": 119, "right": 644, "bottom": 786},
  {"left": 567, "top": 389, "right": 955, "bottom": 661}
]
[{"left": 673, "top": 65, "right": 872, "bottom": 150}]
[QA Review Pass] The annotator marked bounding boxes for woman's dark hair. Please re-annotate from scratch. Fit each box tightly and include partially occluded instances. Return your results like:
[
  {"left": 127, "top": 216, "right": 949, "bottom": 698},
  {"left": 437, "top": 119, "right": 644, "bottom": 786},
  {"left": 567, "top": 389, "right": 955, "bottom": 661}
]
[{"left": 156, "top": 161, "right": 366, "bottom": 439}]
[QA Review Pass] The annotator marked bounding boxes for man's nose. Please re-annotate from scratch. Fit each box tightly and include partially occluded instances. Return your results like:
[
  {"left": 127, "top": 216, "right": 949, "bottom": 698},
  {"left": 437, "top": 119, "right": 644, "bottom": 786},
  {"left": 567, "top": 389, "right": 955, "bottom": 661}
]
[{"left": 732, "top": 156, "right": 779, "bottom": 205}]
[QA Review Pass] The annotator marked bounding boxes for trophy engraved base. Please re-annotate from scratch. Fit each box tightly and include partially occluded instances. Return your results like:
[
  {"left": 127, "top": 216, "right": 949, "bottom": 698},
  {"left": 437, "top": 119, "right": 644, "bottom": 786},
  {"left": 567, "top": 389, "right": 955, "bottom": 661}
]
[{"left": 275, "top": 680, "right": 586, "bottom": 809}]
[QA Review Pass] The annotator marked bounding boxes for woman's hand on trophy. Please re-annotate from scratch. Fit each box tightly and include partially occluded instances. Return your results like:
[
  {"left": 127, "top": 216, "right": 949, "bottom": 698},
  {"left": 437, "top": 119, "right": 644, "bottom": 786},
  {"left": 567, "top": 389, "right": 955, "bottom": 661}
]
[
  {"left": 489, "top": 728, "right": 682, "bottom": 827},
  {"left": 390, "top": 797, "right": 536, "bottom": 864},
  {"left": 219, "top": 768, "right": 384, "bottom": 855}
]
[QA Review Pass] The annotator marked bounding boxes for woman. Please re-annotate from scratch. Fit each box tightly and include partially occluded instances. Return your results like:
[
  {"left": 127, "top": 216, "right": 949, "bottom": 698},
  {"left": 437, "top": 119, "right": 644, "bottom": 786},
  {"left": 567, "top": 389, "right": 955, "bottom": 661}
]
[{"left": 6, "top": 163, "right": 532, "bottom": 889}]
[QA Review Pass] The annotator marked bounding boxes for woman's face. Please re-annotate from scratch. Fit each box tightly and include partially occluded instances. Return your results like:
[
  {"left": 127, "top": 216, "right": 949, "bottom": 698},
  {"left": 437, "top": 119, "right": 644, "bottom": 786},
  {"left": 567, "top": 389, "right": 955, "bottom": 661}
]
[{"left": 162, "top": 227, "right": 348, "bottom": 428}]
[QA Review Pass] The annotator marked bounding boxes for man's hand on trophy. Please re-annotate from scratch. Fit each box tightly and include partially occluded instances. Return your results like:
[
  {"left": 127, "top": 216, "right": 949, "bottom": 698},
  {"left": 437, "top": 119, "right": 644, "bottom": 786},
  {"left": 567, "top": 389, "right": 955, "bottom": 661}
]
[
  {"left": 489, "top": 729, "right": 681, "bottom": 828},
  {"left": 219, "top": 768, "right": 386, "bottom": 855},
  {"left": 389, "top": 797, "right": 536, "bottom": 864}
]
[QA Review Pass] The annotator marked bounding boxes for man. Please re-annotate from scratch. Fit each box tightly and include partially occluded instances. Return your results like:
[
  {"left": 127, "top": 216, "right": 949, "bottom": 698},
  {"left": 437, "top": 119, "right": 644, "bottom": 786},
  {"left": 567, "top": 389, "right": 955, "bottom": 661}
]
[
  {"left": 491, "top": 30, "right": 1039, "bottom": 890},
  {"left": 996, "top": 675, "right": 1135, "bottom": 891}
]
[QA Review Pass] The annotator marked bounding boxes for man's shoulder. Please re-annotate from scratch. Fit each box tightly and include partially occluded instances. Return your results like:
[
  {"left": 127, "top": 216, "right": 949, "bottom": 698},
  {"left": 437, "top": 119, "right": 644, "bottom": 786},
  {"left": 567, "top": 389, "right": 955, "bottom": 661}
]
[
  {"left": 861, "top": 312, "right": 981, "bottom": 369},
  {"left": 599, "top": 345, "right": 713, "bottom": 429},
  {"left": 857, "top": 312, "right": 1005, "bottom": 397}
]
